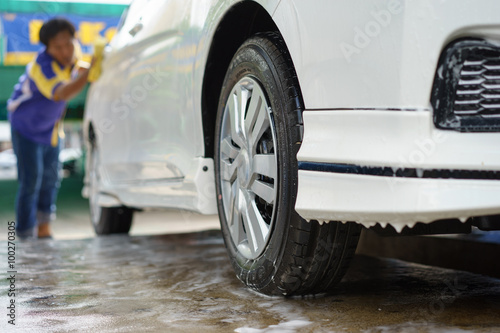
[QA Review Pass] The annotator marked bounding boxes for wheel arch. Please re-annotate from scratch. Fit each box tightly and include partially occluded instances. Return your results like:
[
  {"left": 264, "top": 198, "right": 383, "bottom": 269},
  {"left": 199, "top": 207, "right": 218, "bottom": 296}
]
[{"left": 201, "top": 1, "right": 280, "bottom": 158}]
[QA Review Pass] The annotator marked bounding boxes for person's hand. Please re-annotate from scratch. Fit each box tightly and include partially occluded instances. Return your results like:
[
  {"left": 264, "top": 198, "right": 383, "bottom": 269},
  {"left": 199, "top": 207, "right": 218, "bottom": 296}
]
[
  {"left": 88, "top": 37, "right": 106, "bottom": 82},
  {"left": 78, "top": 66, "right": 89, "bottom": 75}
]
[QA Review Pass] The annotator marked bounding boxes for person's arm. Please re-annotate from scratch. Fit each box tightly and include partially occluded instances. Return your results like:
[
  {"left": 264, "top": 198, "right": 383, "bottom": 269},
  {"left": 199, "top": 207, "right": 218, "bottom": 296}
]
[{"left": 53, "top": 68, "right": 90, "bottom": 102}]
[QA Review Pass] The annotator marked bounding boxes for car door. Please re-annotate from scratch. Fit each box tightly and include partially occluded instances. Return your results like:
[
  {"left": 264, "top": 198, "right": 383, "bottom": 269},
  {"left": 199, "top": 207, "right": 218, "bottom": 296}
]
[
  {"left": 95, "top": 0, "right": 203, "bottom": 191},
  {"left": 88, "top": 0, "right": 156, "bottom": 185}
]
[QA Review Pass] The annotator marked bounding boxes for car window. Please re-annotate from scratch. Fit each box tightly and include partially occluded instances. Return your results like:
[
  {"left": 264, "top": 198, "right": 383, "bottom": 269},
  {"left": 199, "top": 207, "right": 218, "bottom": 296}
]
[{"left": 116, "top": 4, "right": 130, "bottom": 33}]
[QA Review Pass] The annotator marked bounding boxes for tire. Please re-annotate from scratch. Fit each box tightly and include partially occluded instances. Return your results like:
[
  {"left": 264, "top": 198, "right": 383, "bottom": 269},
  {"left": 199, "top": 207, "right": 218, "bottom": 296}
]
[
  {"left": 88, "top": 139, "right": 133, "bottom": 235},
  {"left": 214, "top": 32, "right": 361, "bottom": 296}
]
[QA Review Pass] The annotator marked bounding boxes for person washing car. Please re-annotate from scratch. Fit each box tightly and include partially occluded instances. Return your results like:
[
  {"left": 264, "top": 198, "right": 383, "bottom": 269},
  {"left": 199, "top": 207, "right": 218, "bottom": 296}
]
[{"left": 7, "top": 17, "right": 97, "bottom": 240}]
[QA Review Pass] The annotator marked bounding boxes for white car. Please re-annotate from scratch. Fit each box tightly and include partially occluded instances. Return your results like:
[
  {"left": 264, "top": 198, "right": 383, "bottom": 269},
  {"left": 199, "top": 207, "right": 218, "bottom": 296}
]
[{"left": 83, "top": 0, "right": 500, "bottom": 295}]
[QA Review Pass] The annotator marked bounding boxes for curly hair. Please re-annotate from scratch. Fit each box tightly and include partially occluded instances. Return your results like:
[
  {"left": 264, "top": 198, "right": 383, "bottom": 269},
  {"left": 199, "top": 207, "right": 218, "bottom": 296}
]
[{"left": 39, "top": 17, "right": 76, "bottom": 46}]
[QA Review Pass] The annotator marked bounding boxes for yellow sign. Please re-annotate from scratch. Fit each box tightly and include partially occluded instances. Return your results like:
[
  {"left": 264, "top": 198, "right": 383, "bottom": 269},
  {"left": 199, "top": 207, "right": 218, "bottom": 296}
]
[{"left": 3, "top": 16, "right": 120, "bottom": 66}]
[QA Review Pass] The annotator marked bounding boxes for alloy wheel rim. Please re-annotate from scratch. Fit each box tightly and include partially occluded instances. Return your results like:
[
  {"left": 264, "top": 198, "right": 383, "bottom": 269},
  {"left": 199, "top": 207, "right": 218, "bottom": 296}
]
[{"left": 219, "top": 76, "right": 278, "bottom": 259}]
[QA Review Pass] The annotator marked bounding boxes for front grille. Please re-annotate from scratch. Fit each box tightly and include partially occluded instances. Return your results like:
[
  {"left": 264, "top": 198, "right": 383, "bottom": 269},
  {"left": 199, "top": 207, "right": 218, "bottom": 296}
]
[
  {"left": 432, "top": 39, "right": 500, "bottom": 132},
  {"left": 455, "top": 57, "right": 500, "bottom": 117}
]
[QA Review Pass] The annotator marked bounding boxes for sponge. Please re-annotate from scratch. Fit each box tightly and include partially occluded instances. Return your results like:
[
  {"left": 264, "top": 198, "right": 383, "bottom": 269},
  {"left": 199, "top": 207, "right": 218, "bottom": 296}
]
[{"left": 88, "top": 36, "right": 107, "bottom": 82}]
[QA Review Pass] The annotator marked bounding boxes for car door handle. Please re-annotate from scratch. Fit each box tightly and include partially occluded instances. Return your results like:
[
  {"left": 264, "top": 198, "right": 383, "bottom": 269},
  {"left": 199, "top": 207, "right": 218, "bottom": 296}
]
[{"left": 129, "top": 22, "right": 143, "bottom": 36}]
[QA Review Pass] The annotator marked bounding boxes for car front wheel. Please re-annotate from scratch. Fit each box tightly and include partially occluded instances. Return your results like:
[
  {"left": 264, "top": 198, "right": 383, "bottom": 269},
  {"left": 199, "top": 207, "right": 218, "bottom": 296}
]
[{"left": 215, "top": 32, "right": 361, "bottom": 296}]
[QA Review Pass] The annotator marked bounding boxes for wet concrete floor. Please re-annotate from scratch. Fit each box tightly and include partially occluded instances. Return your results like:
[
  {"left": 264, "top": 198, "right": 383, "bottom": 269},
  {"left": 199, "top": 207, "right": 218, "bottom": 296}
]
[{"left": 1, "top": 229, "right": 500, "bottom": 332}]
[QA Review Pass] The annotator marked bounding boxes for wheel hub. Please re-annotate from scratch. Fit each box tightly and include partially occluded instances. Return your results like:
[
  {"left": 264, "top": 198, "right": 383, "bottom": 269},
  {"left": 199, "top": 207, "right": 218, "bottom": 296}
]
[
  {"left": 219, "top": 76, "right": 278, "bottom": 259},
  {"left": 238, "top": 148, "right": 252, "bottom": 189}
]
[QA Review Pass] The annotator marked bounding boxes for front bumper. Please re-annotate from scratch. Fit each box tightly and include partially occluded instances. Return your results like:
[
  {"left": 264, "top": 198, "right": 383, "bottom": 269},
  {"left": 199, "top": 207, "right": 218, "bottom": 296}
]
[{"left": 295, "top": 110, "right": 500, "bottom": 230}]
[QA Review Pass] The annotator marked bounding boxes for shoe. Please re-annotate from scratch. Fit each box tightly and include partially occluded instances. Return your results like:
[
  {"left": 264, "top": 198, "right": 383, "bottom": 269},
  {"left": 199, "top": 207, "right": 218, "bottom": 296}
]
[
  {"left": 17, "top": 226, "right": 37, "bottom": 240},
  {"left": 38, "top": 223, "right": 53, "bottom": 239},
  {"left": 38, "top": 235, "right": 53, "bottom": 240}
]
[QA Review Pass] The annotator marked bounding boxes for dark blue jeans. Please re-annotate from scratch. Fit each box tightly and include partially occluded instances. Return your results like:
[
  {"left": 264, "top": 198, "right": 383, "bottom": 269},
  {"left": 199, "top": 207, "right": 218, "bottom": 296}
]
[{"left": 11, "top": 127, "right": 61, "bottom": 239}]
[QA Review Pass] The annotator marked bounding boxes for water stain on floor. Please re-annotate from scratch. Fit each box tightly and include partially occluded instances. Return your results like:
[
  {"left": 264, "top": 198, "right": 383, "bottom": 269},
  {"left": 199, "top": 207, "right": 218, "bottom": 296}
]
[{"left": 1, "top": 230, "right": 499, "bottom": 332}]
